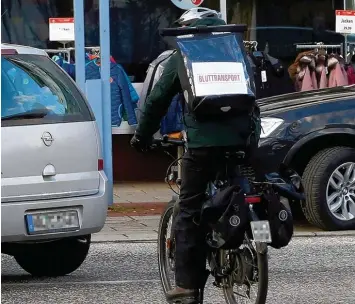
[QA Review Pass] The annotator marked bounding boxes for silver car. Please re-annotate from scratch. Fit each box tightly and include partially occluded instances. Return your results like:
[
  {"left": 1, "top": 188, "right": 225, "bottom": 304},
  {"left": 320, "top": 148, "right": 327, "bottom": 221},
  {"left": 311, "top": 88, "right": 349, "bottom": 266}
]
[{"left": 1, "top": 44, "right": 109, "bottom": 276}]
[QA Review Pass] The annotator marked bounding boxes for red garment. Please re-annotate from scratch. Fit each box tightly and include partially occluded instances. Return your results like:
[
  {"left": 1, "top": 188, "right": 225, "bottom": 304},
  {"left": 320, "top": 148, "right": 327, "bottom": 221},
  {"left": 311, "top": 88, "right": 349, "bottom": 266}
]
[{"left": 347, "top": 65, "right": 355, "bottom": 85}]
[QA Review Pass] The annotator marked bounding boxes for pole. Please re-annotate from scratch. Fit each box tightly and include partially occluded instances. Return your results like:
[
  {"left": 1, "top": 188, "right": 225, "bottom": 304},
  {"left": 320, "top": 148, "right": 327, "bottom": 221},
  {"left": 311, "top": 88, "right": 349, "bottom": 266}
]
[
  {"left": 220, "top": 0, "right": 227, "bottom": 22},
  {"left": 73, "top": 0, "right": 85, "bottom": 93},
  {"left": 344, "top": 0, "right": 348, "bottom": 60},
  {"left": 99, "top": 0, "right": 113, "bottom": 205}
]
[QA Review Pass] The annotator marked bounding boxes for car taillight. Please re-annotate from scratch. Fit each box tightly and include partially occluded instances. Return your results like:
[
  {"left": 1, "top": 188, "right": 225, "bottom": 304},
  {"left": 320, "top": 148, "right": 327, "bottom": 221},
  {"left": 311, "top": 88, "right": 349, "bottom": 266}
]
[
  {"left": 1, "top": 49, "right": 18, "bottom": 55},
  {"left": 245, "top": 196, "right": 261, "bottom": 204},
  {"left": 98, "top": 159, "right": 104, "bottom": 171}
]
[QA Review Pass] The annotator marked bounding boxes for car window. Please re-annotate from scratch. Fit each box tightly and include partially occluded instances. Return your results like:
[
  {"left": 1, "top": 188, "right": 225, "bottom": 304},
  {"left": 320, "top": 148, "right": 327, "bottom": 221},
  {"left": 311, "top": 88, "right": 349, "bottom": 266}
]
[{"left": 1, "top": 54, "right": 93, "bottom": 126}]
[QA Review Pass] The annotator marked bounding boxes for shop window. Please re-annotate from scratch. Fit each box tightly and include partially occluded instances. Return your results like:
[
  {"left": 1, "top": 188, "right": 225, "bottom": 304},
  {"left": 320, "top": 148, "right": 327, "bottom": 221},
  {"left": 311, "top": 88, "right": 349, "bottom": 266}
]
[
  {"left": 253, "top": 0, "right": 346, "bottom": 60},
  {"left": 1, "top": 0, "right": 181, "bottom": 82},
  {"left": 83, "top": 0, "right": 181, "bottom": 82}
]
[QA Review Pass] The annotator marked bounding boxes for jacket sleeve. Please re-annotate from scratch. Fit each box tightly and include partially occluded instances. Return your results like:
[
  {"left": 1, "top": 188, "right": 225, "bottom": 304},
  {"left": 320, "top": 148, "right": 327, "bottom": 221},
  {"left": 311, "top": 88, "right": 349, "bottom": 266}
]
[{"left": 136, "top": 53, "right": 181, "bottom": 138}]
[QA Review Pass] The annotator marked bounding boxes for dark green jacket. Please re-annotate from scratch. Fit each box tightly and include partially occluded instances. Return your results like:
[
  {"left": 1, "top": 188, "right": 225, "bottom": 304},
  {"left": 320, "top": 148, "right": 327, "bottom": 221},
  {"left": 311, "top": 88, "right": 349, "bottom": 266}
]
[{"left": 136, "top": 18, "right": 261, "bottom": 148}]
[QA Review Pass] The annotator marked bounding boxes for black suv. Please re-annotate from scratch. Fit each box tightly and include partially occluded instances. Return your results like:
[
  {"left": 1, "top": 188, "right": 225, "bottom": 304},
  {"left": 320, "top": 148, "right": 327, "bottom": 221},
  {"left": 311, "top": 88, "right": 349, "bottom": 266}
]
[{"left": 256, "top": 85, "right": 355, "bottom": 231}]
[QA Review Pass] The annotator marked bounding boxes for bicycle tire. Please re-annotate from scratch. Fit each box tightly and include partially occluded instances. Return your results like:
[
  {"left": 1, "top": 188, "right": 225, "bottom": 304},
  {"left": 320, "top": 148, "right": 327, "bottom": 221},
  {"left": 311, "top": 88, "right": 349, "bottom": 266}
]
[
  {"left": 158, "top": 199, "right": 176, "bottom": 293},
  {"left": 222, "top": 242, "right": 268, "bottom": 304}
]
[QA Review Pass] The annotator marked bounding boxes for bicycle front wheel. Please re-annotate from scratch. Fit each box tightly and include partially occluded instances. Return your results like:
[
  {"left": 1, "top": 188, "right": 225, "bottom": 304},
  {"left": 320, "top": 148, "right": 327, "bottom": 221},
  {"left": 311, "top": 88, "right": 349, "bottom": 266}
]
[
  {"left": 157, "top": 199, "right": 177, "bottom": 293},
  {"left": 221, "top": 240, "right": 268, "bottom": 304}
]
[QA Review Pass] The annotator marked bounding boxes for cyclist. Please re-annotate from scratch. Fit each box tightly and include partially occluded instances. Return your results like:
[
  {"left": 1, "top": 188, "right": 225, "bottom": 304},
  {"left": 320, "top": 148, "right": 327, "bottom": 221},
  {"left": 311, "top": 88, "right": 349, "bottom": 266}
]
[{"left": 131, "top": 7, "right": 261, "bottom": 303}]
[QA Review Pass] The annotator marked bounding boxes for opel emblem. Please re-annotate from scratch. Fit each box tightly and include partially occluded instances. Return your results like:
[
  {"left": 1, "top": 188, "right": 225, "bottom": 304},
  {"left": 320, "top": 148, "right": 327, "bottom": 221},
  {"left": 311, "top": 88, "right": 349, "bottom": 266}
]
[{"left": 41, "top": 132, "right": 54, "bottom": 147}]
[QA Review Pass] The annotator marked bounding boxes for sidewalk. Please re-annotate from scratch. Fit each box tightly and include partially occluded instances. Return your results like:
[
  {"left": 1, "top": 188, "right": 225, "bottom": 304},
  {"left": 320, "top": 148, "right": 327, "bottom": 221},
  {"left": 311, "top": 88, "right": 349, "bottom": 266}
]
[
  {"left": 92, "top": 216, "right": 355, "bottom": 243},
  {"left": 113, "top": 182, "right": 171, "bottom": 204},
  {"left": 109, "top": 182, "right": 172, "bottom": 216},
  {"left": 104, "top": 183, "right": 355, "bottom": 242}
]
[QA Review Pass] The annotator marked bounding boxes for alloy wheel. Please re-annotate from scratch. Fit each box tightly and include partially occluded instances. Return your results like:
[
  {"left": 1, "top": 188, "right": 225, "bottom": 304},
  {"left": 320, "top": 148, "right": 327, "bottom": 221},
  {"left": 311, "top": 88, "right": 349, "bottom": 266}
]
[{"left": 326, "top": 162, "right": 355, "bottom": 221}]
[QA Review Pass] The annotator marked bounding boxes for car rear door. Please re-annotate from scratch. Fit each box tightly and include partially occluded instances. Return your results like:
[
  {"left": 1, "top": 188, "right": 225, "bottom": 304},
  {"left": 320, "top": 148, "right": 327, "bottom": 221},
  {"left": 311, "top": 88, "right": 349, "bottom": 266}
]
[{"left": 1, "top": 51, "right": 102, "bottom": 203}]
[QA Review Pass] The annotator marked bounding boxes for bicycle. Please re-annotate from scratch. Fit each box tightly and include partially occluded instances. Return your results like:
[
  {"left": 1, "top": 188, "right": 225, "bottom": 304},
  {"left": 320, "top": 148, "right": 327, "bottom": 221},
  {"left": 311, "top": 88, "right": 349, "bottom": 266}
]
[{"left": 155, "top": 133, "right": 301, "bottom": 304}]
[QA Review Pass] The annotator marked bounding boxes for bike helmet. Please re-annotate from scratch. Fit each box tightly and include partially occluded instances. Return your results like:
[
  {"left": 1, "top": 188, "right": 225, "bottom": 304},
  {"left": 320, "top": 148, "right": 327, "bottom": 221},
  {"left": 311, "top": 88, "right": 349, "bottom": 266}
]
[{"left": 175, "top": 7, "right": 222, "bottom": 26}]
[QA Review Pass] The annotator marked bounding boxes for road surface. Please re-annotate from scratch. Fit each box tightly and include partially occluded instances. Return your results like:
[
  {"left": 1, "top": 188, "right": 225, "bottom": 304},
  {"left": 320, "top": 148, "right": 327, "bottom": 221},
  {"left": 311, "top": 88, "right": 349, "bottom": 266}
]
[{"left": 2, "top": 236, "right": 355, "bottom": 304}]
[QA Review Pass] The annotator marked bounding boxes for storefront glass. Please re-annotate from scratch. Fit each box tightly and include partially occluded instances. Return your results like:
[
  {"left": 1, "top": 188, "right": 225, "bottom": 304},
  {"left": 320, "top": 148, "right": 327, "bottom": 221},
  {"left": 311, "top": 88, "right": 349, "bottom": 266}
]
[
  {"left": 1, "top": 0, "right": 181, "bottom": 82},
  {"left": 2, "top": 0, "right": 353, "bottom": 81},
  {"left": 254, "top": 0, "right": 346, "bottom": 60}
]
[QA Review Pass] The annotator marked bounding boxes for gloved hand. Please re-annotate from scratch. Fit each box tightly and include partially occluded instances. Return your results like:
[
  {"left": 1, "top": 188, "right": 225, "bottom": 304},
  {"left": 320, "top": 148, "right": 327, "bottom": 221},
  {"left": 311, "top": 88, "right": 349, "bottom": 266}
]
[{"left": 130, "top": 133, "right": 152, "bottom": 153}]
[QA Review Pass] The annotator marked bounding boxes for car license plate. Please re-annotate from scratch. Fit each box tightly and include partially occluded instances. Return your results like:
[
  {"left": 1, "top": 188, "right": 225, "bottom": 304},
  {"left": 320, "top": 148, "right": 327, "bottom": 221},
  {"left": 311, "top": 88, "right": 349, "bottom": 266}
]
[
  {"left": 250, "top": 220, "right": 272, "bottom": 243},
  {"left": 26, "top": 210, "right": 80, "bottom": 235}
]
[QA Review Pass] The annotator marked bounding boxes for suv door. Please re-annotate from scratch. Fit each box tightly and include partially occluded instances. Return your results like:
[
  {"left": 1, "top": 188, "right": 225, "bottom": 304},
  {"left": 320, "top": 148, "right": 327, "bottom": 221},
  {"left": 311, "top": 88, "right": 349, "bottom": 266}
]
[{"left": 1, "top": 52, "right": 102, "bottom": 203}]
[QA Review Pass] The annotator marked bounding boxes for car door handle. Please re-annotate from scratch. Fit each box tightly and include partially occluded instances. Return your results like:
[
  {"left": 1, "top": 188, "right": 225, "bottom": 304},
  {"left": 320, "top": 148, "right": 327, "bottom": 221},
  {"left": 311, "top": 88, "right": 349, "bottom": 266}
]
[{"left": 43, "top": 164, "right": 56, "bottom": 177}]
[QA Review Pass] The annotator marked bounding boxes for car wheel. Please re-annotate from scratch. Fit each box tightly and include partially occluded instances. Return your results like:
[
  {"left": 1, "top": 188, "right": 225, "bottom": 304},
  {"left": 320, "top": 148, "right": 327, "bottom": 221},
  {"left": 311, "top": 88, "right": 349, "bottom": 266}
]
[
  {"left": 302, "top": 147, "right": 355, "bottom": 230},
  {"left": 14, "top": 235, "right": 91, "bottom": 277}
]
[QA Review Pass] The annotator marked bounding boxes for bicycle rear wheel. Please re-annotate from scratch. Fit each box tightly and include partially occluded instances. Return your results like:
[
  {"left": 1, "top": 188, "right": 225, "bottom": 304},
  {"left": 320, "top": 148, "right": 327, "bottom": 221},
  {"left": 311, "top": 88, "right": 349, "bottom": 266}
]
[
  {"left": 221, "top": 239, "right": 268, "bottom": 304},
  {"left": 158, "top": 199, "right": 177, "bottom": 293}
]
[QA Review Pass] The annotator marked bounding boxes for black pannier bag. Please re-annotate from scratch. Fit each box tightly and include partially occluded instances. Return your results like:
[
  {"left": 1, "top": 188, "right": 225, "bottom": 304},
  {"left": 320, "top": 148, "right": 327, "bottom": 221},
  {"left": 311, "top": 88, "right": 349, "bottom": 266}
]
[
  {"left": 160, "top": 25, "right": 256, "bottom": 120},
  {"left": 251, "top": 183, "right": 294, "bottom": 250},
  {"left": 199, "top": 185, "right": 249, "bottom": 250},
  {"left": 264, "top": 189, "right": 294, "bottom": 249}
]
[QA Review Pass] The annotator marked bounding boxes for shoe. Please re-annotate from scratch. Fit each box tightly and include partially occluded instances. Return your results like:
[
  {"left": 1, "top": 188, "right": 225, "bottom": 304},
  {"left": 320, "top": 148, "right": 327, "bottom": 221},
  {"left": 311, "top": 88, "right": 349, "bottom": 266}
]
[{"left": 166, "top": 287, "right": 199, "bottom": 303}]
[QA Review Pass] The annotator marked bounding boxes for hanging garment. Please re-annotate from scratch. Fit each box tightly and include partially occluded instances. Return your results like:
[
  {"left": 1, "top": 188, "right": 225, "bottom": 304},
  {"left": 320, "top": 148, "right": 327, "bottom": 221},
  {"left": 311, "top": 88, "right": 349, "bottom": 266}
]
[
  {"left": 288, "top": 51, "right": 314, "bottom": 83},
  {"left": 293, "top": 54, "right": 317, "bottom": 92},
  {"left": 110, "top": 62, "right": 138, "bottom": 126},
  {"left": 328, "top": 63, "right": 348, "bottom": 87},
  {"left": 86, "top": 54, "right": 139, "bottom": 104},
  {"left": 318, "top": 67, "right": 328, "bottom": 89},
  {"left": 86, "top": 53, "right": 117, "bottom": 64},
  {"left": 52, "top": 55, "right": 76, "bottom": 79},
  {"left": 248, "top": 52, "right": 294, "bottom": 99},
  {"left": 116, "top": 63, "right": 139, "bottom": 104},
  {"left": 328, "top": 56, "right": 348, "bottom": 88},
  {"left": 315, "top": 53, "right": 328, "bottom": 89},
  {"left": 300, "top": 66, "right": 318, "bottom": 91},
  {"left": 85, "top": 59, "right": 138, "bottom": 126},
  {"left": 85, "top": 60, "right": 123, "bottom": 126},
  {"left": 346, "top": 65, "right": 355, "bottom": 85}
]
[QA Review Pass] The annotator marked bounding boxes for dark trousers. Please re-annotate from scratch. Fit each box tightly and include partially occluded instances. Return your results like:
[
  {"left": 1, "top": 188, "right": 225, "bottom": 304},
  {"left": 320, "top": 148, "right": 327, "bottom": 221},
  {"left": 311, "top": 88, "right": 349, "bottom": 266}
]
[{"left": 174, "top": 147, "right": 235, "bottom": 289}]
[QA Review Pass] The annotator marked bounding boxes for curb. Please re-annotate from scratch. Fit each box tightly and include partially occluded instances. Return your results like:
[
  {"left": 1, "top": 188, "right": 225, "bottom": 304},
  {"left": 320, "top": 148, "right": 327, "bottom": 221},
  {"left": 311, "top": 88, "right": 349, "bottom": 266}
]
[
  {"left": 92, "top": 239, "right": 157, "bottom": 244},
  {"left": 91, "top": 231, "right": 355, "bottom": 243}
]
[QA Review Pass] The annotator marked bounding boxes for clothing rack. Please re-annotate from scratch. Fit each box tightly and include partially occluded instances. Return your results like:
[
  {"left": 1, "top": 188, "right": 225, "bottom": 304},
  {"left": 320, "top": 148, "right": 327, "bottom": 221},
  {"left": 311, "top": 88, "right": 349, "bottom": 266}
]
[
  {"left": 44, "top": 46, "right": 100, "bottom": 63},
  {"left": 295, "top": 43, "right": 344, "bottom": 57},
  {"left": 45, "top": 49, "right": 71, "bottom": 62}
]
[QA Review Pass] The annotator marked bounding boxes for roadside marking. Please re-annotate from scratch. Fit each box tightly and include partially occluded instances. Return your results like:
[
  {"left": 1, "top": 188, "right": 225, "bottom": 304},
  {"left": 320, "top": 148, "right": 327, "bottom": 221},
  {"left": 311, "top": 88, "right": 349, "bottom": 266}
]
[{"left": 1, "top": 279, "right": 161, "bottom": 287}]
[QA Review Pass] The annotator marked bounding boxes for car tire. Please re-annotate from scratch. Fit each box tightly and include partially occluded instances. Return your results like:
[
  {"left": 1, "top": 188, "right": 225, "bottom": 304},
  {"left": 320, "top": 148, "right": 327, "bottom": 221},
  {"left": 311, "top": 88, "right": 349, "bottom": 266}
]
[
  {"left": 302, "top": 147, "right": 355, "bottom": 230},
  {"left": 14, "top": 235, "right": 91, "bottom": 277}
]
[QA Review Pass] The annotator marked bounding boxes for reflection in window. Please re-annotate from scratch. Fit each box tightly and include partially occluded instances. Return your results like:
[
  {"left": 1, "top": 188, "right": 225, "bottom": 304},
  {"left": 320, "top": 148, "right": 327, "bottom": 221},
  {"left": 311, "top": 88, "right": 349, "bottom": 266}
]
[{"left": 1, "top": 55, "right": 91, "bottom": 121}]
